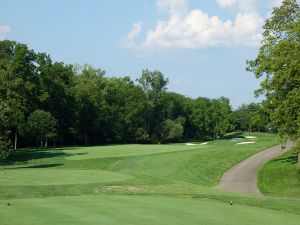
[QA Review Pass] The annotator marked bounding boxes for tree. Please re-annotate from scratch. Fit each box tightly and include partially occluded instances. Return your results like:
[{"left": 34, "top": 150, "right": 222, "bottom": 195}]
[
  {"left": 27, "top": 110, "right": 58, "bottom": 149},
  {"left": 105, "top": 77, "right": 149, "bottom": 143},
  {"left": 247, "top": 0, "right": 300, "bottom": 143},
  {"left": 73, "top": 65, "right": 106, "bottom": 145},
  {"left": 161, "top": 119, "right": 184, "bottom": 143},
  {"left": 234, "top": 103, "right": 269, "bottom": 132},
  {"left": 137, "top": 69, "right": 169, "bottom": 142},
  {"left": 0, "top": 102, "right": 11, "bottom": 160},
  {"left": 189, "top": 97, "right": 211, "bottom": 139},
  {"left": 36, "top": 53, "right": 76, "bottom": 145},
  {"left": 0, "top": 40, "right": 38, "bottom": 149},
  {"left": 209, "top": 97, "right": 232, "bottom": 139}
]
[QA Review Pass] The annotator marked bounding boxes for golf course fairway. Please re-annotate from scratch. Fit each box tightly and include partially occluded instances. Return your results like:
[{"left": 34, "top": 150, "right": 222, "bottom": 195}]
[{"left": 1, "top": 133, "right": 300, "bottom": 225}]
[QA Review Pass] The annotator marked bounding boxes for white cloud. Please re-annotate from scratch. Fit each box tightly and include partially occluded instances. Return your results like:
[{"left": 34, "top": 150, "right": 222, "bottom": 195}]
[
  {"left": 123, "top": 22, "right": 142, "bottom": 48},
  {"left": 124, "top": 0, "right": 280, "bottom": 50},
  {"left": 217, "top": 0, "right": 258, "bottom": 12},
  {"left": 141, "top": 9, "right": 262, "bottom": 49},
  {"left": 0, "top": 26, "right": 11, "bottom": 40},
  {"left": 218, "top": 0, "right": 285, "bottom": 11},
  {"left": 217, "top": 0, "right": 237, "bottom": 8}
]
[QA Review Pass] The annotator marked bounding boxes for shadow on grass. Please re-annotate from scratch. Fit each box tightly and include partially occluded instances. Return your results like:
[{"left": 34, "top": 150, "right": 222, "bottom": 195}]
[
  {"left": 1, "top": 149, "right": 87, "bottom": 166},
  {"left": 222, "top": 132, "right": 245, "bottom": 140},
  {"left": 55, "top": 144, "right": 127, "bottom": 151},
  {"left": 6, "top": 163, "right": 64, "bottom": 169},
  {"left": 273, "top": 154, "right": 298, "bottom": 165},
  {"left": 5, "top": 149, "right": 66, "bottom": 162}
]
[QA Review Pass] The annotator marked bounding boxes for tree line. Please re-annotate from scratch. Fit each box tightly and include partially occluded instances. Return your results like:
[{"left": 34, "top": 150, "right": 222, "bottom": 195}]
[{"left": 0, "top": 40, "right": 272, "bottom": 159}]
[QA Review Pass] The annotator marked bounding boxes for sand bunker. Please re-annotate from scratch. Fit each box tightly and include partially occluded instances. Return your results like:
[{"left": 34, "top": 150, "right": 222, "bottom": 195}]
[
  {"left": 185, "top": 143, "right": 197, "bottom": 146},
  {"left": 231, "top": 138, "right": 242, "bottom": 141},
  {"left": 236, "top": 141, "right": 255, "bottom": 145},
  {"left": 185, "top": 142, "right": 208, "bottom": 146},
  {"left": 245, "top": 136, "right": 257, "bottom": 139}
]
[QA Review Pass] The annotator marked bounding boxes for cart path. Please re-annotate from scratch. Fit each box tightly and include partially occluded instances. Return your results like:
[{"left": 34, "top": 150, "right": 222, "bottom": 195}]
[{"left": 216, "top": 142, "right": 294, "bottom": 195}]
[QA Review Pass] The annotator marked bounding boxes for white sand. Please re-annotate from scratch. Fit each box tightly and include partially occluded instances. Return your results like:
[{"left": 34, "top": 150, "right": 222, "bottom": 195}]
[
  {"left": 236, "top": 141, "right": 255, "bottom": 145},
  {"left": 245, "top": 136, "right": 257, "bottom": 139},
  {"left": 200, "top": 142, "right": 208, "bottom": 145},
  {"left": 185, "top": 143, "right": 197, "bottom": 146}
]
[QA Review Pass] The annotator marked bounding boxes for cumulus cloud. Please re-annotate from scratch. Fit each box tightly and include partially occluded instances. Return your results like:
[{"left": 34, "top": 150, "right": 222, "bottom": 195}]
[
  {"left": 124, "top": 0, "right": 284, "bottom": 50},
  {"left": 0, "top": 26, "right": 11, "bottom": 40},
  {"left": 142, "top": 10, "right": 263, "bottom": 49}
]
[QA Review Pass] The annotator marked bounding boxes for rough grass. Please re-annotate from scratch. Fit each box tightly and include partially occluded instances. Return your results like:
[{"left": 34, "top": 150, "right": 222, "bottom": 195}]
[
  {"left": 1, "top": 132, "right": 300, "bottom": 225},
  {"left": 258, "top": 147, "right": 300, "bottom": 198}
]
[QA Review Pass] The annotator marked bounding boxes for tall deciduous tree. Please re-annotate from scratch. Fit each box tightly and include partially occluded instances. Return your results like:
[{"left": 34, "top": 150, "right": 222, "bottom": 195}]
[
  {"left": 0, "top": 40, "right": 38, "bottom": 149},
  {"left": 73, "top": 65, "right": 106, "bottom": 145},
  {"left": 137, "top": 69, "right": 169, "bottom": 141},
  {"left": 247, "top": 0, "right": 300, "bottom": 144},
  {"left": 209, "top": 97, "right": 232, "bottom": 139},
  {"left": 27, "top": 110, "right": 58, "bottom": 149},
  {"left": 161, "top": 119, "right": 184, "bottom": 143}
]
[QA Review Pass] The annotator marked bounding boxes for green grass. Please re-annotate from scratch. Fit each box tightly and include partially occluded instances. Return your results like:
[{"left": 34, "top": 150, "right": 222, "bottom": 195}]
[
  {"left": 258, "top": 148, "right": 300, "bottom": 198},
  {"left": 1, "top": 132, "right": 300, "bottom": 225},
  {"left": 60, "top": 144, "right": 209, "bottom": 160},
  {"left": 0, "top": 169, "right": 132, "bottom": 185},
  {"left": 1, "top": 195, "right": 300, "bottom": 225}
]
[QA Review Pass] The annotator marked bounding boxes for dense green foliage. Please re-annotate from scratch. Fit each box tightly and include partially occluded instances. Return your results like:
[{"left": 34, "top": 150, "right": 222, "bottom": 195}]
[
  {"left": 233, "top": 103, "right": 270, "bottom": 133},
  {"left": 0, "top": 40, "right": 270, "bottom": 159},
  {"left": 0, "top": 102, "right": 11, "bottom": 160},
  {"left": 247, "top": 0, "right": 300, "bottom": 143},
  {"left": 27, "top": 110, "right": 58, "bottom": 148}
]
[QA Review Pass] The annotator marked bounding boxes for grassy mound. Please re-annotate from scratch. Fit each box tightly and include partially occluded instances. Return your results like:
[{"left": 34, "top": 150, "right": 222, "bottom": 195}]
[{"left": 258, "top": 148, "right": 300, "bottom": 198}]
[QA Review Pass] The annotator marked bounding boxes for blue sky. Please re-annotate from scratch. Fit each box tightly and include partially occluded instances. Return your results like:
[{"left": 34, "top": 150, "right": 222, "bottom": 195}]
[{"left": 0, "top": 0, "right": 284, "bottom": 107}]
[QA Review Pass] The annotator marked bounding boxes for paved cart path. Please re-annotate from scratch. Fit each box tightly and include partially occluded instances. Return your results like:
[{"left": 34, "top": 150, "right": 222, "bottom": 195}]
[{"left": 216, "top": 142, "right": 294, "bottom": 195}]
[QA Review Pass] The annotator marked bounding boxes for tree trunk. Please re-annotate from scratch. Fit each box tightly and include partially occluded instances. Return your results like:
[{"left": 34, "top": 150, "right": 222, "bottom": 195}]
[
  {"left": 45, "top": 139, "right": 48, "bottom": 148},
  {"left": 148, "top": 110, "right": 151, "bottom": 140},
  {"left": 53, "top": 140, "right": 56, "bottom": 148},
  {"left": 40, "top": 141, "right": 43, "bottom": 148},
  {"left": 14, "top": 131, "right": 17, "bottom": 150},
  {"left": 84, "top": 133, "right": 88, "bottom": 146}
]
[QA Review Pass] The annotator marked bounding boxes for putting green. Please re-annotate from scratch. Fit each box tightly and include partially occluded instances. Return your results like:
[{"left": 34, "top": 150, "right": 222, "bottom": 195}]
[
  {"left": 0, "top": 169, "right": 133, "bottom": 185},
  {"left": 1, "top": 195, "right": 300, "bottom": 225}
]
